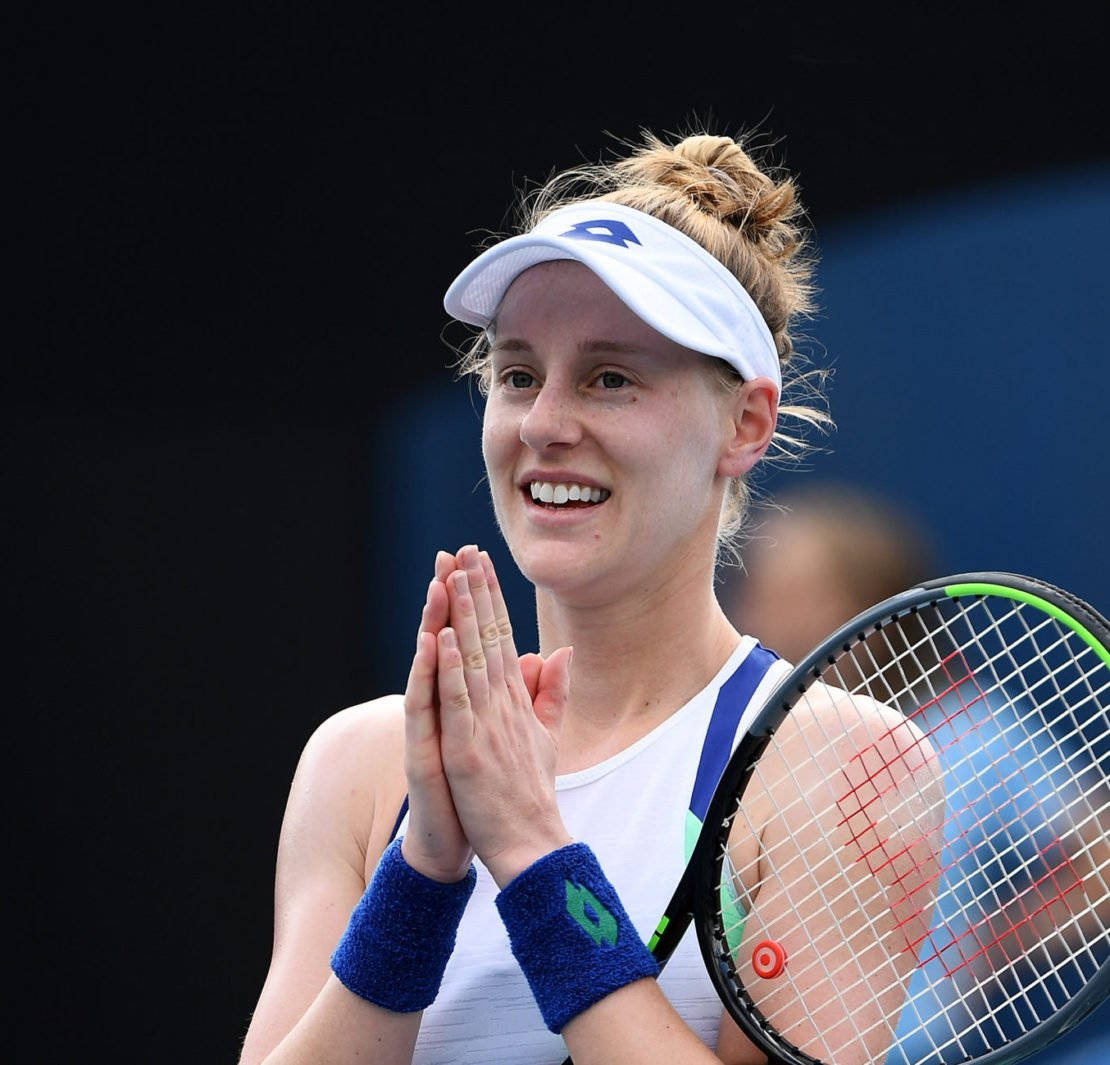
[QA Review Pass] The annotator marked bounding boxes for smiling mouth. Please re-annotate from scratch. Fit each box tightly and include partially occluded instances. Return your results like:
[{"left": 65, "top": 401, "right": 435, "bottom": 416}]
[{"left": 525, "top": 481, "right": 611, "bottom": 508}]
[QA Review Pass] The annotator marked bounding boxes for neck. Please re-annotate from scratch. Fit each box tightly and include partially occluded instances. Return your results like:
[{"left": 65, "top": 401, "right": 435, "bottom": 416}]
[{"left": 537, "top": 559, "right": 741, "bottom": 772}]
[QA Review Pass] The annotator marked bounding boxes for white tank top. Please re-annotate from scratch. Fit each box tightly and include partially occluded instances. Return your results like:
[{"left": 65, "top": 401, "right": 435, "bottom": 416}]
[{"left": 405, "top": 636, "right": 791, "bottom": 1064}]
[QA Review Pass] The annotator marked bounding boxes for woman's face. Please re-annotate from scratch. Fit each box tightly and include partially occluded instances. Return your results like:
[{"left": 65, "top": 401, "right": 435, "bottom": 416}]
[{"left": 481, "top": 260, "right": 741, "bottom": 604}]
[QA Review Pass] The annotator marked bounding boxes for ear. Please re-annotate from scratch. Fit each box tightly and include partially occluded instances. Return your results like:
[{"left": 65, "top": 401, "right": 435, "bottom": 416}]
[{"left": 716, "top": 377, "right": 778, "bottom": 479}]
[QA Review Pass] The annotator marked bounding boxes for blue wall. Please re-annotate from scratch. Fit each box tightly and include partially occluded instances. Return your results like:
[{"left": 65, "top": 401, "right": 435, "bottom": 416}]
[{"left": 796, "top": 165, "right": 1110, "bottom": 607}]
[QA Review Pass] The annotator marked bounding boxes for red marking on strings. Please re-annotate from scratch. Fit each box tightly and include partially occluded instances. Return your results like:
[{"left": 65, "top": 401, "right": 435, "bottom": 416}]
[
  {"left": 836, "top": 652, "right": 989, "bottom": 839},
  {"left": 830, "top": 648, "right": 1088, "bottom": 972},
  {"left": 833, "top": 651, "right": 990, "bottom": 955},
  {"left": 898, "top": 788, "right": 1059, "bottom": 956},
  {"left": 915, "top": 841, "right": 1082, "bottom": 976}
]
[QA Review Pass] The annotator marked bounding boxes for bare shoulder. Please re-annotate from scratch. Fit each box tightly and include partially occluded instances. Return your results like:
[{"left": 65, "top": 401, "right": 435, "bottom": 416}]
[
  {"left": 282, "top": 694, "right": 409, "bottom": 878},
  {"left": 296, "top": 693, "right": 407, "bottom": 795},
  {"left": 747, "top": 681, "right": 943, "bottom": 834},
  {"left": 777, "top": 681, "right": 936, "bottom": 765}
]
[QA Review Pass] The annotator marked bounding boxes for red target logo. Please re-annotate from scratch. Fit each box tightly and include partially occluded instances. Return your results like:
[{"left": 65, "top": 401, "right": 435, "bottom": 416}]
[{"left": 751, "top": 939, "right": 787, "bottom": 978}]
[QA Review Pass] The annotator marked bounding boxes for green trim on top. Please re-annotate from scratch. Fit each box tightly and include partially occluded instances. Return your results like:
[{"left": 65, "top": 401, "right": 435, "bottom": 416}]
[
  {"left": 684, "top": 810, "right": 702, "bottom": 864},
  {"left": 945, "top": 582, "right": 1110, "bottom": 670},
  {"left": 721, "top": 879, "right": 747, "bottom": 958}
]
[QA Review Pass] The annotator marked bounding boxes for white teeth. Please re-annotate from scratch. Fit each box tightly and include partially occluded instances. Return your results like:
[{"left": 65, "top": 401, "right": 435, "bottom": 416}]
[{"left": 528, "top": 481, "right": 610, "bottom": 506}]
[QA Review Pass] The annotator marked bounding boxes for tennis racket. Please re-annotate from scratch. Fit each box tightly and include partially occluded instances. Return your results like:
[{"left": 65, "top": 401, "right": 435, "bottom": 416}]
[{"left": 572, "top": 572, "right": 1110, "bottom": 1065}]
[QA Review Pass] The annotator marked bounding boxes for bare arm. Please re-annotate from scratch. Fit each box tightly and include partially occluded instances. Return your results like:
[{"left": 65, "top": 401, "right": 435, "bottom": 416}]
[
  {"left": 561, "top": 981, "right": 765, "bottom": 1065},
  {"left": 238, "top": 698, "right": 417, "bottom": 1065}
]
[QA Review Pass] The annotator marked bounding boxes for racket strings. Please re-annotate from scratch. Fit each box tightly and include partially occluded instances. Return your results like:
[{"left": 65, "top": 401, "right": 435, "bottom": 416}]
[
  {"left": 760, "top": 610, "right": 1109, "bottom": 943},
  {"left": 729, "top": 608, "right": 1107, "bottom": 877},
  {"left": 719, "top": 752, "right": 1110, "bottom": 1061},
  {"left": 854, "top": 601, "right": 1106, "bottom": 1045},
  {"left": 722, "top": 784, "right": 1110, "bottom": 977},
  {"left": 712, "top": 594, "right": 1110, "bottom": 1065}
]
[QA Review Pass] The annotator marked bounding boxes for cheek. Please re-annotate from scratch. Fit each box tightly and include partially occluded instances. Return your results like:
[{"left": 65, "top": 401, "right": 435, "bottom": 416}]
[
  {"left": 655, "top": 411, "right": 725, "bottom": 489},
  {"left": 481, "top": 409, "right": 516, "bottom": 497}
]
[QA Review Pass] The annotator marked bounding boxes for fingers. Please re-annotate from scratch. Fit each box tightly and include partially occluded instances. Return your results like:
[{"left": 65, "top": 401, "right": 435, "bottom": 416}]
[
  {"left": 518, "top": 653, "right": 544, "bottom": 702},
  {"left": 455, "top": 545, "right": 526, "bottom": 694},
  {"left": 436, "top": 626, "right": 475, "bottom": 745},
  {"left": 445, "top": 568, "right": 492, "bottom": 711},
  {"left": 533, "top": 645, "right": 573, "bottom": 737},
  {"left": 417, "top": 551, "right": 457, "bottom": 641},
  {"left": 405, "top": 625, "right": 438, "bottom": 710},
  {"left": 434, "top": 550, "right": 456, "bottom": 583},
  {"left": 442, "top": 546, "right": 531, "bottom": 731},
  {"left": 477, "top": 549, "right": 525, "bottom": 689},
  {"left": 408, "top": 579, "right": 442, "bottom": 707},
  {"left": 403, "top": 629, "right": 439, "bottom": 745},
  {"left": 418, "top": 576, "right": 450, "bottom": 643},
  {"left": 406, "top": 556, "right": 456, "bottom": 738},
  {"left": 451, "top": 546, "right": 510, "bottom": 691}
]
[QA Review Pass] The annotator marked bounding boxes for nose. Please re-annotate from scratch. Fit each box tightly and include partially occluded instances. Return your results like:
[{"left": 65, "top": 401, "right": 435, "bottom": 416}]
[{"left": 519, "top": 381, "right": 583, "bottom": 452}]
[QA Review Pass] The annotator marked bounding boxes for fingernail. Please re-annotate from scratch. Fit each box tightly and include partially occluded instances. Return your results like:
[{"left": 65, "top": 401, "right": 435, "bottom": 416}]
[
  {"left": 442, "top": 628, "right": 457, "bottom": 648},
  {"left": 453, "top": 572, "right": 468, "bottom": 594}
]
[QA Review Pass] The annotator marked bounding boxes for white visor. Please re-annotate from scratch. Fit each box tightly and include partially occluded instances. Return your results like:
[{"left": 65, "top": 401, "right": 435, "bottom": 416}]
[{"left": 443, "top": 201, "right": 781, "bottom": 393}]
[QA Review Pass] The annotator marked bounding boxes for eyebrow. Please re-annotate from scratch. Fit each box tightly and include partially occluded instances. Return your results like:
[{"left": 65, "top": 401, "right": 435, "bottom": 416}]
[{"left": 489, "top": 338, "right": 645, "bottom": 356}]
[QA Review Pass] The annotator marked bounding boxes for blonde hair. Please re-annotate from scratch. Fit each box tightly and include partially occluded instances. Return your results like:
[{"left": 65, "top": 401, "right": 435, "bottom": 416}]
[{"left": 456, "top": 130, "right": 831, "bottom": 560}]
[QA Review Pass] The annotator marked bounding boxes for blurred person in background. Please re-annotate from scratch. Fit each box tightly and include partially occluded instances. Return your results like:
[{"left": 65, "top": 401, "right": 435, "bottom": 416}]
[{"left": 720, "top": 481, "right": 936, "bottom": 667}]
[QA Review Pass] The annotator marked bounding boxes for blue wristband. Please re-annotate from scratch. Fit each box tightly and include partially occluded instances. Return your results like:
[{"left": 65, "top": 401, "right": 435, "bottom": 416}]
[
  {"left": 495, "top": 842, "right": 659, "bottom": 1033},
  {"left": 330, "top": 838, "right": 477, "bottom": 1012}
]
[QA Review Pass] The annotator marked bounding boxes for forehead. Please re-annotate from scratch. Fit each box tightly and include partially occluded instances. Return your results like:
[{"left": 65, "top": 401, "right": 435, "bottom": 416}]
[{"left": 493, "top": 260, "right": 679, "bottom": 352}]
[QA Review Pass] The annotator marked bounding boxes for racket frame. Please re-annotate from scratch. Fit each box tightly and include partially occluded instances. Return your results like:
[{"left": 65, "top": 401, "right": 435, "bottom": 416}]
[{"left": 680, "top": 572, "right": 1110, "bottom": 1065}]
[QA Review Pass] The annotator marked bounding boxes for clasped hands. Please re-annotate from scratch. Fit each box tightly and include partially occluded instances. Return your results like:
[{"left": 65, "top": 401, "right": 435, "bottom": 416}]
[{"left": 400, "top": 544, "right": 574, "bottom": 889}]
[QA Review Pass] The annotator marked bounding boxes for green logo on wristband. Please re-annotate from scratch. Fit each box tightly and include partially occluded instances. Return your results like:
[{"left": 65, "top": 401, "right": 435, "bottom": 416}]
[{"left": 565, "top": 881, "right": 619, "bottom": 946}]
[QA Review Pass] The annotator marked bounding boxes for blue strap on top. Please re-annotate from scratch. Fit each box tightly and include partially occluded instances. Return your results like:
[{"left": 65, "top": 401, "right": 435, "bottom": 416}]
[{"left": 688, "top": 643, "right": 779, "bottom": 821}]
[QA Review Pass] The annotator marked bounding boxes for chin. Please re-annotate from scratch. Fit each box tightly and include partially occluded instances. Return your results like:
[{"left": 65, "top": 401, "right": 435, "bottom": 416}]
[
  {"left": 518, "top": 544, "right": 645, "bottom": 612},
  {"left": 511, "top": 537, "right": 601, "bottom": 589}
]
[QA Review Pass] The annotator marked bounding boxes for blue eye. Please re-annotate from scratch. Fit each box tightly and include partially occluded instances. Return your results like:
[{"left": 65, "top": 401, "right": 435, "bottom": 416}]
[
  {"left": 598, "top": 371, "right": 628, "bottom": 389},
  {"left": 505, "top": 370, "right": 535, "bottom": 389}
]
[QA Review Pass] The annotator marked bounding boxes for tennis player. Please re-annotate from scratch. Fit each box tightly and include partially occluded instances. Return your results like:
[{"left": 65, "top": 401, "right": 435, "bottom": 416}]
[{"left": 240, "top": 131, "right": 832, "bottom": 1064}]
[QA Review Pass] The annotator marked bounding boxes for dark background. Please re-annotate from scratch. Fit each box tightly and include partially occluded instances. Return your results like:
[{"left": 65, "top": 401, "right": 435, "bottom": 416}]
[{"left": 12, "top": 5, "right": 1108, "bottom": 1060}]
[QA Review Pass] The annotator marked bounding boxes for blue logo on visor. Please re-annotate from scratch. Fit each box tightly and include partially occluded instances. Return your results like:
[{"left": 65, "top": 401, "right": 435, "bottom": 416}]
[{"left": 559, "top": 219, "right": 641, "bottom": 249}]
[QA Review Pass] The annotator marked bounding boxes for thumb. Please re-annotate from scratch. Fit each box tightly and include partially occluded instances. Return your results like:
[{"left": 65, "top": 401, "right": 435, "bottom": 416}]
[
  {"left": 518, "top": 652, "right": 544, "bottom": 702},
  {"left": 532, "top": 646, "right": 573, "bottom": 734}
]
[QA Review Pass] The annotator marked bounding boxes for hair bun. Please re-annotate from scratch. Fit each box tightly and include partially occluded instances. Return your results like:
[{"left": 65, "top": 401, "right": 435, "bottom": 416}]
[{"left": 620, "top": 134, "right": 799, "bottom": 245}]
